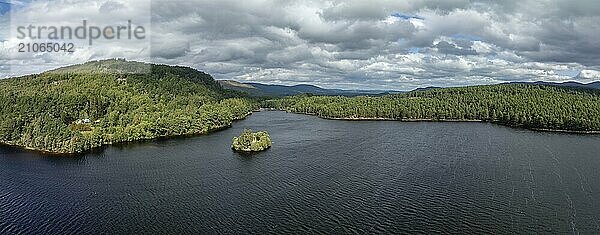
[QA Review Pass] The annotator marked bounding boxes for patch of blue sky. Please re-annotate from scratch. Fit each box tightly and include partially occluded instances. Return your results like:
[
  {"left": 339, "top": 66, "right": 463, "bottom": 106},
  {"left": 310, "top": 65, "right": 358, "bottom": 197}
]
[
  {"left": 1, "top": 0, "right": 34, "bottom": 41},
  {"left": 0, "top": 1, "right": 11, "bottom": 16},
  {"left": 555, "top": 69, "right": 580, "bottom": 78},
  {"left": 450, "top": 34, "right": 483, "bottom": 42},
  {"left": 486, "top": 54, "right": 498, "bottom": 60},
  {"left": 407, "top": 47, "right": 420, "bottom": 54},
  {"left": 0, "top": 0, "right": 33, "bottom": 15},
  {"left": 0, "top": 1, "right": 9, "bottom": 42},
  {"left": 397, "top": 39, "right": 422, "bottom": 54},
  {"left": 391, "top": 12, "right": 424, "bottom": 20}
]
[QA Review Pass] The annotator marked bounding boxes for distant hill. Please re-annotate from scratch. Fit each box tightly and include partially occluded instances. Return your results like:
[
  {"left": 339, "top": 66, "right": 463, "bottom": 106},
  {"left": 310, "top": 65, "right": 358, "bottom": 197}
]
[
  {"left": 218, "top": 80, "right": 270, "bottom": 97},
  {"left": 507, "top": 81, "right": 600, "bottom": 90},
  {"left": 218, "top": 80, "right": 400, "bottom": 97},
  {"left": 413, "top": 86, "right": 442, "bottom": 92}
]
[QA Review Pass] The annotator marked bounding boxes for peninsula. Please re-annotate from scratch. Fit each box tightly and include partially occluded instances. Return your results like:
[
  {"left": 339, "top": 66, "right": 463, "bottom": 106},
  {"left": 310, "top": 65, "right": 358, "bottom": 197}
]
[{"left": 0, "top": 59, "right": 257, "bottom": 154}]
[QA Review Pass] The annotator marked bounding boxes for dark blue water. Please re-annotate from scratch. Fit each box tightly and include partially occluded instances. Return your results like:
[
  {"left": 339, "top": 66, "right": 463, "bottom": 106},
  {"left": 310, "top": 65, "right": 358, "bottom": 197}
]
[{"left": 1, "top": 111, "right": 600, "bottom": 234}]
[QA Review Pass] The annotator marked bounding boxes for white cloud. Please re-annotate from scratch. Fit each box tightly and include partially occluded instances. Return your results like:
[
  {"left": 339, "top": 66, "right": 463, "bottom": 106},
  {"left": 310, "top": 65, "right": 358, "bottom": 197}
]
[
  {"left": 2, "top": 0, "right": 600, "bottom": 89},
  {"left": 578, "top": 70, "right": 600, "bottom": 80}
]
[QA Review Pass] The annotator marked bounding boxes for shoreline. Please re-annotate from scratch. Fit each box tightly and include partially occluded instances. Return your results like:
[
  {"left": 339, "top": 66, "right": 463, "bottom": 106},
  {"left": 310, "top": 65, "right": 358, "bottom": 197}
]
[
  {"left": 0, "top": 111, "right": 254, "bottom": 156},
  {"left": 278, "top": 110, "right": 600, "bottom": 135},
  {"left": 0, "top": 141, "right": 75, "bottom": 156},
  {"left": 3, "top": 109, "right": 600, "bottom": 156}
]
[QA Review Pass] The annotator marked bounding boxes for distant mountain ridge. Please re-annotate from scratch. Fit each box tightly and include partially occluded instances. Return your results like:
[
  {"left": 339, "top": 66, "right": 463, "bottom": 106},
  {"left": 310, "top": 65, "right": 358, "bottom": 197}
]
[
  {"left": 218, "top": 80, "right": 401, "bottom": 97},
  {"left": 220, "top": 80, "right": 600, "bottom": 97}
]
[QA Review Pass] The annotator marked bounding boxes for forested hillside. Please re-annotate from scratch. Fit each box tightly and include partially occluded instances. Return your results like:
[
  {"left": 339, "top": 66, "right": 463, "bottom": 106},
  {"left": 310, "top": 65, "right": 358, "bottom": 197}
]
[
  {"left": 0, "top": 59, "right": 257, "bottom": 154},
  {"left": 265, "top": 85, "right": 600, "bottom": 132},
  {"left": 3, "top": 59, "right": 599, "bottom": 154}
]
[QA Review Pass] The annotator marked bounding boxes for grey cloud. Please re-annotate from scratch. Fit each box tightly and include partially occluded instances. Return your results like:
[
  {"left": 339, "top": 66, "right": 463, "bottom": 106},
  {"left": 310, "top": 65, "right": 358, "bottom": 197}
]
[
  {"left": 3, "top": 0, "right": 600, "bottom": 89},
  {"left": 99, "top": 1, "right": 126, "bottom": 14},
  {"left": 434, "top": 41, "right": 478, "bottom": 55}
]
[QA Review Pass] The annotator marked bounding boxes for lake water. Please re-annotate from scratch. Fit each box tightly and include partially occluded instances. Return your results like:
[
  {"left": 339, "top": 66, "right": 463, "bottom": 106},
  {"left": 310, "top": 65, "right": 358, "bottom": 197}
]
[{"left": 1, "top": 111, "right": 600, "bottom": 234}]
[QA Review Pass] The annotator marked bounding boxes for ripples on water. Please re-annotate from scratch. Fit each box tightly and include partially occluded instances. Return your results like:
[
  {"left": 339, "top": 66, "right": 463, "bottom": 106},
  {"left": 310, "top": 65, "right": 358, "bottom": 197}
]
[{"left": 1, "top": 111, "right": 600, "bottom": 234}]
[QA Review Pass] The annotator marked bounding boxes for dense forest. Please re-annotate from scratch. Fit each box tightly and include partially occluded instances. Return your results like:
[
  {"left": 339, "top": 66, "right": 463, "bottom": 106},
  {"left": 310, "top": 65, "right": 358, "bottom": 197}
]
[
  {"left": 0, "top": 59, "right": 257, "bottom": 154},
  {"left": 2, "top": 59, "right": 600, "bottom": 154},
  {"left": 231, "top": 129, "right": 272, "bottom": 152},
  {"left": 264, "top": 84, "right": 600, "bottom": 132}
]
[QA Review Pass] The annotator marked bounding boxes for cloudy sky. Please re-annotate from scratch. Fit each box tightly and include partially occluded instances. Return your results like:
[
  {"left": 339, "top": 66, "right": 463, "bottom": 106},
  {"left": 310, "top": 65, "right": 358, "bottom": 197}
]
[{"left": 1, "top": 0, "right": 600, "bottom": 90}]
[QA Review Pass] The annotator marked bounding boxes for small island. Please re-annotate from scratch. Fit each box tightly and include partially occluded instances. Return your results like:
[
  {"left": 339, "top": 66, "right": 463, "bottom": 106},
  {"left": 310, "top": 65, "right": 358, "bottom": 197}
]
[{"left": 231, "top": 129, "right": 272, "bottom": 152}]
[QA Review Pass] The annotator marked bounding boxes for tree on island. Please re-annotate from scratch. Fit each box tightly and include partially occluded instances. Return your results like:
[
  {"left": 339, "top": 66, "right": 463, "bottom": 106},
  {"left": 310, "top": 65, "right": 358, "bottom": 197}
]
[{"left": 231, "top": 129, "right": 272, "bottom": 152}]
